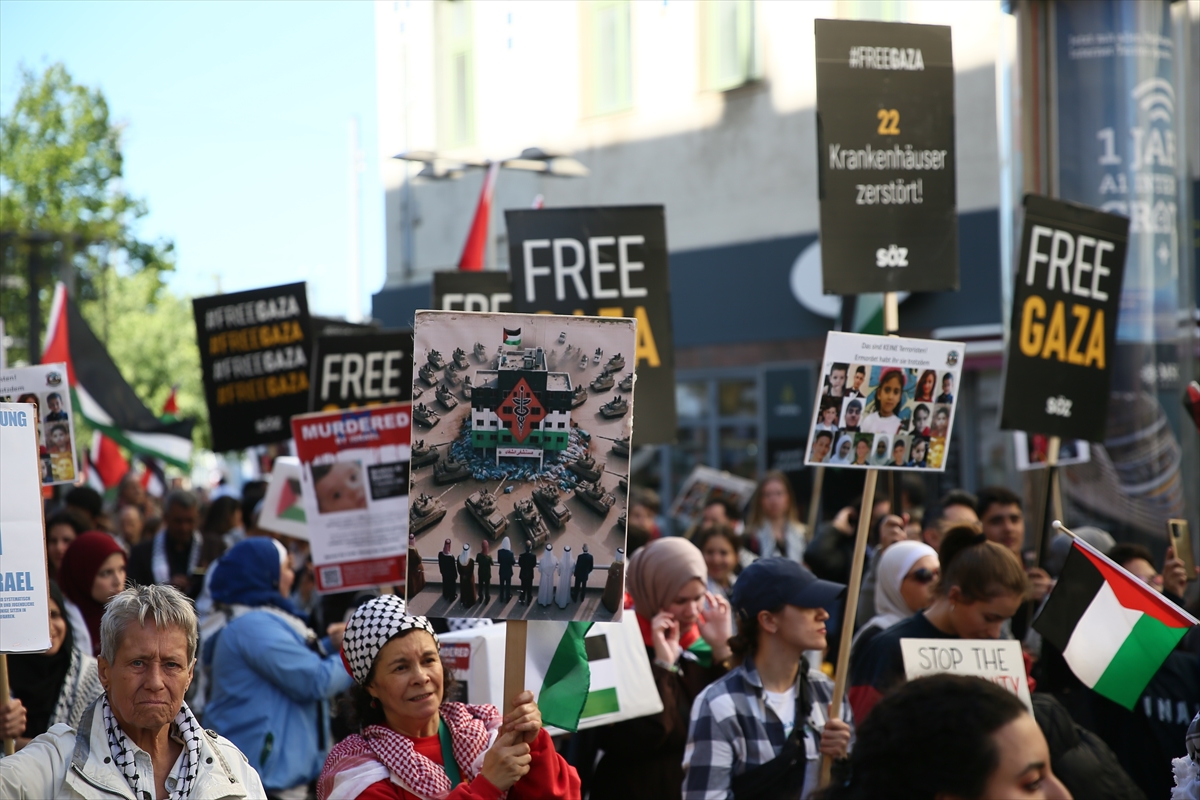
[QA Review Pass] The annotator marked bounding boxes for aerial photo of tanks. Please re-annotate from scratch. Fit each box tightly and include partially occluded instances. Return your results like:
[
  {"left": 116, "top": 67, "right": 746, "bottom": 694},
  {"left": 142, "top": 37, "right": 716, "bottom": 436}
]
[{"left": 407, "top": 311, "right": 636, "bottom": 621}]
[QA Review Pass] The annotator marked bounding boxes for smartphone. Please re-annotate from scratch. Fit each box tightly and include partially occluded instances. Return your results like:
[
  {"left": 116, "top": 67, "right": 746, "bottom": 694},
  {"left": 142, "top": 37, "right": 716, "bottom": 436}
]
[{"left": 1168, "top": 519, "right": 1195, "bottom": 576}]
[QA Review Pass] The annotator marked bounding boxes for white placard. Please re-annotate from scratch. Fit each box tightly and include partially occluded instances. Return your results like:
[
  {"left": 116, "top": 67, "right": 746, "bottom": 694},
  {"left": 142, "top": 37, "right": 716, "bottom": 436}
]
[
  {"left": 258, "top": 456, "right": 309, "bottom": 540},
  {"left": 0, "top": 402, "right": 52, "bottom": 653},
  {"left": 900, "top": 637, "right": 1033, "bottom": 713},
  {"left": 1012, "top": 431, "right": 1091, "bottom": 471},
  {"left": 805, "top": 332, "right": 965, "bottom": 471},
  {"left": 0, "top": 363, "right": 79, "bottom": 485}
]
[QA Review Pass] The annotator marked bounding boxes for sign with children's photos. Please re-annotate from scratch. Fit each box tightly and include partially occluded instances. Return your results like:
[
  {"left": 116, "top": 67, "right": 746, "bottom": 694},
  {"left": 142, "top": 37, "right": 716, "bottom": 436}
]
[
  {"left": 1012, "top": 432, "right": 1091, "bottom": 472},
  {"left": 407, "top": 309, "right": 635, "bottom": 623},
  {"left": 290, "top": 403, "right": 411, "bottom": 593},
  {"left": 805, "top": 332, "right": 964, "bottom": 471},
  {"left": 0, "top": 363, "right": 79, "bottom": 485}
]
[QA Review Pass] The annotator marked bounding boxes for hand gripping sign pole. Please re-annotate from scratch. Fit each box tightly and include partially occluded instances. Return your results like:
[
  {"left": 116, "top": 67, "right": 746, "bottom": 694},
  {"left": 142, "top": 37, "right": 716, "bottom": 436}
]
[
  {"left": 0, "top": 655, "right": 13, "bottom": 755},
  {"left": 818, "top": 293, "right": 900, "bottom": 786}
]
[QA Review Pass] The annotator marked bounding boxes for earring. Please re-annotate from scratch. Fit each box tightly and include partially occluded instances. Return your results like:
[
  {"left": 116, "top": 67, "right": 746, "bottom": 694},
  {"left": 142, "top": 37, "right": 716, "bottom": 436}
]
[{"left": 371, "top": 697, "right": 380, "bottom": 709}]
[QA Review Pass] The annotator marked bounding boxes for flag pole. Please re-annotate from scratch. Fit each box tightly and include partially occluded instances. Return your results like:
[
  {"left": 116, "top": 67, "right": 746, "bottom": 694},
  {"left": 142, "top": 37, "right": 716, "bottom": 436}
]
[
  {"left": 1033, "top": 436, "right": 1061, "bottom": 567},
  {"left": 0, "top": 654, "right": 13, "bottom": 755}
]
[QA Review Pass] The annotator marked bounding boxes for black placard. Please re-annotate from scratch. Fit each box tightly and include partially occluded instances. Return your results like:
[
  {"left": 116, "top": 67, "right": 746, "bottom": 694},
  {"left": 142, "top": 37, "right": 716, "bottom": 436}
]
[
  {"left": 505, "top": 205, "right": 677, "bottom": 443},
  {"left": 999, "top": 195, "right": 1129, "bottom": 442},
  {"left": 816, "top": 19, "right": 958, "bottom": 294},
  {"left": 431, "top": 271, "right": 513, "bottom": 312},
  {"left": 309, "top": 331, "right": 414, "bottom": 412},
  {"left": 193, "top": 282, "right": 313, "bottom": 452}
]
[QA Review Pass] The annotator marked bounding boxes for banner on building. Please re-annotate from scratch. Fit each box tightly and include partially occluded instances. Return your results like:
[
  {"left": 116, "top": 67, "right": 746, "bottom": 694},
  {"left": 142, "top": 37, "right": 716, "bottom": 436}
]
[
  {"left": 505, "top": 206, "right": 676, "bottom": 443},
  {"left": 291, "top": 403, "right": 411, "bottom": 593},
  {"left": 193, "top": 282, "right": 313, "bottom": 452},
  {"left": 0, "top": 402, "right": 52, "bottom": 653},
  {"left": 0, "top": 363, "right": 78, "bottom": 485},
  {"left": 999, "top": 195, "right": 1128, "bottom": 442},
  {"left": 310, "top": 331, "right": 414, "bottom": 412},
  {"left": 432, "top": 271, "right": 514, "bottom": 314},
  {"left": 805, "top": 332, "right": 965, "bottom": 471},
  {"left": 815, "top": 19, "right": 958, "bottom": 294}
]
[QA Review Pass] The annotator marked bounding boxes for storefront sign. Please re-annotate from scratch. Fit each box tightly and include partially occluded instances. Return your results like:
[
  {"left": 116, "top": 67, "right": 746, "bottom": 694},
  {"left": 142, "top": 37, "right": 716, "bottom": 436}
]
[
  {"left": 310, "top": 331, "right": 413, "bottom": 412},
  {"left": 815, "top": 19, "right": 958, "bottom": 293}
]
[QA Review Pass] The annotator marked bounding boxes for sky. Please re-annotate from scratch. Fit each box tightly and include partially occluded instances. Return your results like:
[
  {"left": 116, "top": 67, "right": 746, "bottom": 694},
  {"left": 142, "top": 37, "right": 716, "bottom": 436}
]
[{"left": 0, "top": 0, "right": 384, "bottom": 320}]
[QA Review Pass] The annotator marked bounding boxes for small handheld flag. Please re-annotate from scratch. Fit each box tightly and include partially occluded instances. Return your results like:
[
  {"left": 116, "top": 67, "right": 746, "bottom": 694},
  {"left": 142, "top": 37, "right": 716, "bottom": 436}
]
[{"left": 1033, "top": 522, "right": 1198, "bottom": 709}]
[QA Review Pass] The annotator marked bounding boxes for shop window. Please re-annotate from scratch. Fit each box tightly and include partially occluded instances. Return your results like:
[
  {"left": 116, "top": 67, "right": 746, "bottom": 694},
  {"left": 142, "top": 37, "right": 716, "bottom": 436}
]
[
  {"left": 718, "top": 378, "right": 757, "bottom": 417},
  {"left": 702, "top": 0, "right": 760, "bottom": 91},
  {"left": 676, "top": 380, "right": 709, "bottom": 419},
  {"left": 584, "top": 0, "right": 632, "bottom": 116}
]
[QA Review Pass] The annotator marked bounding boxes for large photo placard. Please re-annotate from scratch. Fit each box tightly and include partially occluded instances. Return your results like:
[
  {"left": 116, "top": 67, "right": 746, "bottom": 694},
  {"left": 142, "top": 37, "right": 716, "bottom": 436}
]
[
  {"left": 999, "top": 195, "right": 1129, "bottom": 442},
  {"left": 193, "top": 282, "right": 313, "bottom": 452},
  {"left": 0, "top": 363, "right": 78, "bottom": 485},
  {"left": 805, "top": 332, "right": 965, "bottom": 471},
  {"left": 815, "top": 19, "right": 957, "bottom": 294},
  {"left": 505, "top": 206, "right": 676, "bottom": 443}
]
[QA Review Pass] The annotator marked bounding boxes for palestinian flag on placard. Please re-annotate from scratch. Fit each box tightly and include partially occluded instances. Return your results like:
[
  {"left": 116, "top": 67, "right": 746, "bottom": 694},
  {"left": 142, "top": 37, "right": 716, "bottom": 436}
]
[
  {"left": 1033, "top": 537, "right": 1198, "bottom": 709},
  {"left": 525, "top": 622, "right": 591, "bottom": 731},
  {"left": 278, "top": 477, "right": 306, "bottom": 522},
  {"left": 43, "top": 283, "right": 193, "bottom": 469},
  {"left": 503, "top": 327, "right": 522, "bottom": 346}
]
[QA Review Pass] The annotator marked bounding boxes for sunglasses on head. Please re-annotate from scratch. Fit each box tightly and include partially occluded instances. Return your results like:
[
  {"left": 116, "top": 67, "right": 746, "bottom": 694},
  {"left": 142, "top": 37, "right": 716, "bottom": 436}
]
[{"left": 906, "top": 568, "right": 939, "bottom": 584}]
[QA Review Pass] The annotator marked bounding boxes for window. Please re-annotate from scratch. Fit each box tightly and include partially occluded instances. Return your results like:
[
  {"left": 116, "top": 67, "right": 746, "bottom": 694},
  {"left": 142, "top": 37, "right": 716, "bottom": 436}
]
[
  {"left": 437, "top": 1, "right": 475, "bottom": 147},
  {"left": 702, "top": 0, "right": 760, "bottom": 91},
  {"left": 584, "top": 0, "right": 632, "bottom": 115}
]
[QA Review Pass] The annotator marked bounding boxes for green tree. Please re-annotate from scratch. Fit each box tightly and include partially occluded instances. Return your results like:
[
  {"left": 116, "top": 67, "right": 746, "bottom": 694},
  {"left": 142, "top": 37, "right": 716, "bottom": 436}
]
[{"left": 1, "top": 62, "right": 174, "bottom": 364}]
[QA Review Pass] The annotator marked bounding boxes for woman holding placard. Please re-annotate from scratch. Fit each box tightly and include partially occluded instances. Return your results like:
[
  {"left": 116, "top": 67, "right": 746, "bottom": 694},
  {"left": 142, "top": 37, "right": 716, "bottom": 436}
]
[{"left": 847, "top": 526, "right": 1028, "bottom": 722}]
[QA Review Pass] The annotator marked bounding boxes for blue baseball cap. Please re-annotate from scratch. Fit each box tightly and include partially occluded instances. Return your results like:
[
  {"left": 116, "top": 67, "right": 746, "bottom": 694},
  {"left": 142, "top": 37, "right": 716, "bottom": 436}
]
[{"left": 731, "top": 558, "right": 845, "bottom": 616}]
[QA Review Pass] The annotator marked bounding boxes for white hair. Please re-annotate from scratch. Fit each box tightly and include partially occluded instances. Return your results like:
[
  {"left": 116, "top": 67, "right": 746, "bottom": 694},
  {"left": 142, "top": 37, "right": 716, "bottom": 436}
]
[{"left": 100, "top": 583, "right": 199, "bottom": 663}]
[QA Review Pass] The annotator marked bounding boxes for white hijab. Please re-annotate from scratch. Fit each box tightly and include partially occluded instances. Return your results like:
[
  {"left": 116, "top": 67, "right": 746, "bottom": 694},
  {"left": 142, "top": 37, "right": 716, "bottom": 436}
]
[{"left": 859, "top": 541, "right": 938, "bottom": 638}]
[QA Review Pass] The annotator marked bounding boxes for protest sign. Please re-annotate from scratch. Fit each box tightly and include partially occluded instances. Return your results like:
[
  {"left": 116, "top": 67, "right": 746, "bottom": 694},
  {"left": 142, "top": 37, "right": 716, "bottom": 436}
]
[
  {"left": 439, "top": 617, "right": 663, "bottom": 733},
  {"left": 815, "top": 19, "right": 957, "bottom": 294},
  {"left": 1000, "top": 195, "right": 1129, "bottom": 442},
  {"left": 805, "top": 332, "right": 964, "bottom": 471},
  {"left": 406, "top": 310, "right": 635, "bottom": 622},
  {"left": 258, "top": 456, "right": 308, "bottom": 540},
  {"left": 193, "top": 282, "right": 313, "bottom": 452},
  {"left": 1013, "top": 431, "right": 1091, "bottom": 471},
  {"left": 291, "top": 402, "right": 411, "bottom": 593},
  {"left": 505, "top": 206, "right": 676, "bottom": 443},
  {"left": 668, "top": 466, "right": 757, "bottom": 532},
  {"left": 432, "top": 271, "right": 514, "bottom": 313},
  {"left": 0, "top": 403, "right": 52, "bottom": 653},
  {"left": 901, "top": 638, "right": 1033, "bottom": 713},
  {"left": 310, "top": 330, "right": 414, "bottom": 412},
  {"left": 0, "top": 363, "right": 78, "bottom": 485}
]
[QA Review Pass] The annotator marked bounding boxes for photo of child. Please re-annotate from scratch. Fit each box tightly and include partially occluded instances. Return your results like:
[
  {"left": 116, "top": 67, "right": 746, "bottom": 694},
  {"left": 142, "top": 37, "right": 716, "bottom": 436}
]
[
  {"left": 810, "top": 429, "right": 834, "bottom": 463},
  {"left": 890, "top": 437, "right": 909, "bottom": 467},
  {"left": 829, "top": 434, "right": 854, "bottom": 464},
  {"left": 936, "top": 373, "right": 954, "bottom": 403},
  {"left": 44, "top": 392, "right": 69, "bottom": 422},
  {"left": 816, "top": 397, "right": 842, "bottom": 432},
  {"left": 907, "top": 436, "right": 930, "bottom": 468},
  {"left": 914, "top": 369, "right": 938, "bottom": 402},
  {"left": 851, "top": 433, "right": 874, "bottom": 465},
  {"left": 841, "top": 397, "right": 863, "bottom": 431},
  {"left": 825, "top": 362, "right": 849, "bottom": 398},
  {"left": 909, "top": 403, "right": 932, "bottom": 436},
  {"left": 47, "top": 423, "right": 71, "bottom": 454},
  {"left": 860, "top": 368, "right": 906, "bottom": 437},
  {"left": 312, "top": 460, "right": 369, "bottom": 514},
  {"left": 870, "top": 435, "right": 892, "bottom": 466},
  {"left": 845, "top": 364, "right": 868, "bottom": 399},
  {"left": 930, "top": 405, "right": 951, "bottom": 439}
]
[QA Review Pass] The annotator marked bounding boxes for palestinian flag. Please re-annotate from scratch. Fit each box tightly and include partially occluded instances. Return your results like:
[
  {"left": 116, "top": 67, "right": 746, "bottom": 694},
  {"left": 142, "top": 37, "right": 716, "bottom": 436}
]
[
  {"left": 91, "top": 430, "right": 130, "bottom": 489},
  {"left": 525, "top": 621, "right": 591, "bottom": 731},
  {"left": 43, "top": 283, "right": 194, "bottom": 469},
  {"left": 1034, "top": 537, "right": 1198, "bottom": 709},
  {"left": 503, "top": 327, "right": 522, "bottom": 346}
]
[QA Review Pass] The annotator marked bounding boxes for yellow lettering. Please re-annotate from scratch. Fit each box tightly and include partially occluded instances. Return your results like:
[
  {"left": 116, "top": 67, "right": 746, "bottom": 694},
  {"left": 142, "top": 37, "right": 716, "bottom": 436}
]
[
  {"left": 596, "top": 307, "right": 624, "bottom": 317},
  {"left": 1019, "top": 296, "right": 1046, "bottom": 357},
  {"left": 1083, "top": 309, "right": 1106, "bottom": 368},
  {"left": 633, "top": 306, "right": 660, "bottom": 368},
  {"left": 1067, "top": 305, "right": 1089, "bottom": 365},
  {"left": 1041, "top": 301, "right": 1067, "bottom": 361}
]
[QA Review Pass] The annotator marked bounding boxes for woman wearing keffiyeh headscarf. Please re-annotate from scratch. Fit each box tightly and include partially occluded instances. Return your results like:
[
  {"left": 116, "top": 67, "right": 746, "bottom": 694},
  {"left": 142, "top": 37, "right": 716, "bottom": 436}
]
[{"left": 318, "top": 595, "right": 580, "bottom": 800}]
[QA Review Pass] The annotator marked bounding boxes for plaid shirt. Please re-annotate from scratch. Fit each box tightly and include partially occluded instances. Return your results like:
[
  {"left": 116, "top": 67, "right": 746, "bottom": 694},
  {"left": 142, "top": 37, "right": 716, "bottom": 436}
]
[{"left": 682, "top": 656, "right": 854, "bottom": 800}]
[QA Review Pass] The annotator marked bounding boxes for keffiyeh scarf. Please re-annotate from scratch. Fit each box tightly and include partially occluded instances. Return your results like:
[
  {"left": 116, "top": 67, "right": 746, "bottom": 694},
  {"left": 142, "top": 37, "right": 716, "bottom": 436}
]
[
  {"left": 152, "top": 530, "right": 203, "bottom": 585},
  {"left": 317, "top": 702, "right": 504, "bottom": 800},
  {"left": 340, "top": 594, "right": 438, "bottom": 685},
  {"left": 102, "top": 694, "right": 204, "bottom": 800}
]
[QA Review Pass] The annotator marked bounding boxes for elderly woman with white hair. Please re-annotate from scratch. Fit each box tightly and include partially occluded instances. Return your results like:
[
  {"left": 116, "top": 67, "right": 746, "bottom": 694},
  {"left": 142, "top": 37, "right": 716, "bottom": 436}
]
[{"left": 0, "top": 583, "right": 266, "bottom": 800}]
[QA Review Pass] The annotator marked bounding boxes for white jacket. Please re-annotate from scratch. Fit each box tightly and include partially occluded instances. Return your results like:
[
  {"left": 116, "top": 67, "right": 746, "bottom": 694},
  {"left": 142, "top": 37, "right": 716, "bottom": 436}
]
[{"left": 0, "top": 698, "right": 266, "bottom": 800}]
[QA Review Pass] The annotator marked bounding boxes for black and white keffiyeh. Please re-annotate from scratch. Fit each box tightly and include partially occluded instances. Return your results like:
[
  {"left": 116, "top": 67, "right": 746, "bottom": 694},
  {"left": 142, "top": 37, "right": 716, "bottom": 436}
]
[
  {"left": 102, "top": 694, "right": 204, "bottom": 800},
  {"left": 151, "top": 530, "right": 203, "bottom": 586},
  {"left": 340, "top": 595, "right": 438, "bottom": 685}
]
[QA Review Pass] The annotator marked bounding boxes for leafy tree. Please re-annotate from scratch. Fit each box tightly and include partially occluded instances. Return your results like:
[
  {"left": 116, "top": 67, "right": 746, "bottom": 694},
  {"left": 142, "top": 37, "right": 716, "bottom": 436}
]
[{"left": 1, "top": 62, "right": 174, "bottom": 364}]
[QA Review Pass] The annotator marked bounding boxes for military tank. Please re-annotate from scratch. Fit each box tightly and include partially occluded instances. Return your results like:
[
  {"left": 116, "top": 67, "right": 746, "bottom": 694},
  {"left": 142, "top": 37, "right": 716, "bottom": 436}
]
[
  {"left": 600, "top": 396, "right": 628, "bottom": 419},
  {"left": 575, "top": 481, "right": 616, "bottom": 516},
  {"left": 593, "top": 347, "right": 603, "bottom": 364},
  {"left": 435, "top": 384, "right": 458, "bottom": 410},
  {"left": 568, "top": 453, "right": 602, "bottom": 483},
  {"left": 610, "top": 436, "right": 630, "bottom": 457},
  {"left": 452, "top": 347, "right": 470, "bottom": 370},
  {"left": 409, "top": 493, "right": 447, "bottom": 534},
  {"left": 412, "top": 440, "right": 439, "bottom": 468},
  {"left": 473, "top": 342, "right": 487, "bottom": 362},
  {"left": 606, "top": 353, "right": 625, "bottom": 372},
  {"left": 590, "top": 371, "right": 614, "bottom": 392},
  {"left": 466, "top": 486, "right": 509, "bottom": 540},
  {"left": 427, "top": 349, "right": 446, "bottom": 370},
  {"left": 571, "top": 385, "right": 588, "bottom": 409},
  {"left": 513, "top": 498, "right": 549, "bottom": 549},
  {"left": 578, "top": 354, "right": 589, "bottom": 370},
  {"left": 532, "top": 484, "right": 572, "bottom": 527},
  {"left": 418, "top": 363, "right": 439, "bottom": 386},
  {"left": 434, "top": 455, "right": 471, "bottom": 485},
  {"left": 443, "top": 365, "right": 463, "bottom": 386},
  {"left": 618, "top": 372, "right": 633, "bottom": 392},
  {"left": 461, "top": 374, "right": 473, "bottom": 400},
  {"left": 414, "top": 402, "right": 440, "bottom": 428}
]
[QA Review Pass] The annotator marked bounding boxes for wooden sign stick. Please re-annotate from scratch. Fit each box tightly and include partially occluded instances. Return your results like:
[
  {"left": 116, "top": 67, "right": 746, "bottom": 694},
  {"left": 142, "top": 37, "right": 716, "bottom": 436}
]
[
  {"left": 818, "top": 468, "right": 878, "bottom": 787},
  {"left": 0, "top": 653, "right": 13, "bottom": 755},
  {"left": 503, "top": 619, "right": 528, "bottom": 716},
  {"left": 1034, "top": 436, "right": 1061, "bottom": 568}
]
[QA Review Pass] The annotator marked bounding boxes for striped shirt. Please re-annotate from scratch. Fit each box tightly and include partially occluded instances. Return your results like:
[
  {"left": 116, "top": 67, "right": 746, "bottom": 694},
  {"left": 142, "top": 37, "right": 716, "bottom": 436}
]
[{"left": 682, "top": 656, "right": 854, "bottom": 800}]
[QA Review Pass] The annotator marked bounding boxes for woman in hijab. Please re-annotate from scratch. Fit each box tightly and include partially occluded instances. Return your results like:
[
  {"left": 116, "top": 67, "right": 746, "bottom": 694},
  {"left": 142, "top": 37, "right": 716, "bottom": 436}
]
[
  {"left": 318, "top": 595, "right": 580, "bottom": 800},
  {"left": 829, "top": 434, "right": 855, "bottom": 465},
  {"left": 203, "top": 538, "right": 353, "bottom": 798},
  {"left": 849, "top": 541, "right": 940, "bottom": 664},
  {"left": 6, "top": 581, "right": 103, "bottom": 750},
  {"left": 57, "top": 531, "right": 127, "bottom": 657},
  {"left": 591, "top": 537, "right": 733, "bottom": 800}
]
